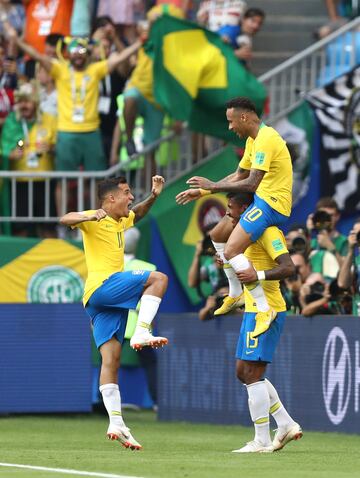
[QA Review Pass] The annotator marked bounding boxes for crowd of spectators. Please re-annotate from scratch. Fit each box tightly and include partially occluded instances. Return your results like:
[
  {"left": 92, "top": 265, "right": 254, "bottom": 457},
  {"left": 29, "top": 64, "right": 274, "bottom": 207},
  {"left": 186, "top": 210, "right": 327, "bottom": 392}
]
[
  {"left": 0, "top": 0, "right": 266, "bottom": 238},
  {"left": 281, "top": 197, "right": 359, "bottom": 316},
  {"left": 0, "top": 2, "right": 357, "bottom": 318},
  {"left": 188, "top": 196, "right": 360, "bottom": 318}
]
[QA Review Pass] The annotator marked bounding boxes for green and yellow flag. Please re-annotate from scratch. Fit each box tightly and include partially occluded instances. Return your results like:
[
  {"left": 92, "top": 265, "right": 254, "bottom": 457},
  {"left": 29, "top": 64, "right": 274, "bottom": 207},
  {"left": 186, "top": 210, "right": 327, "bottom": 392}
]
[
  {"left": 0, "top": 237, "right": 87, "bottom": 303},
  {"left": 151, "top": 146, "right": 239, "bottom": 304},
  {"left": 147, "top": 15, "right": 267, "bottom": 144}
]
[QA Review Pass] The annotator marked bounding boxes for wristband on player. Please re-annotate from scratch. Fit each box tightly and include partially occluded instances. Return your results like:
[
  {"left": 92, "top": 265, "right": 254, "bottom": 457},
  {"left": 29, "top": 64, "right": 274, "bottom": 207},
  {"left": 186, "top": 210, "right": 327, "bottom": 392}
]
[
  {"left": 199, "top": 188, "right": 211, "bottom": 197},
  {"left": 257, "top": 270, "right": 266, "bottom": 281}
]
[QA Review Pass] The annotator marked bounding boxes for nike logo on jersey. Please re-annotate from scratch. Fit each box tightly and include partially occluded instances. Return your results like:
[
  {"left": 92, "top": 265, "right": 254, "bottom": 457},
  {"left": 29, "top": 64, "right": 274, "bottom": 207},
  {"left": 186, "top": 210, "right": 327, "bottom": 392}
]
[{"left": 245, "top": 350, "right": 255, "bottom": 355}]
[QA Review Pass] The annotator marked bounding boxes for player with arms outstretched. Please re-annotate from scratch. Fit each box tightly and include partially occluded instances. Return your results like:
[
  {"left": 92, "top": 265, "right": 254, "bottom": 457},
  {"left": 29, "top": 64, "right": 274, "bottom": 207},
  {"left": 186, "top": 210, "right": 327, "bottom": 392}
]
[{"left": 60, "top": 176, "right": 168, "bottom": 450}]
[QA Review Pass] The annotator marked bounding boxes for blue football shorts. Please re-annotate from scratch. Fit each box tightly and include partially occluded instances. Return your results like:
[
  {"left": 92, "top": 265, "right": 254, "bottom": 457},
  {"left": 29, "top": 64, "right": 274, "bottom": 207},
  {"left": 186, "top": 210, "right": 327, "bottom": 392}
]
[
  {"left": 85, "top": 270, "right": 150, "bottom": 349},
  {"left": 239, "top": 194, "right": 288, "bottom": 242},
  {"left": 235, "top": 311, "right": 286, "bottom": 363}
]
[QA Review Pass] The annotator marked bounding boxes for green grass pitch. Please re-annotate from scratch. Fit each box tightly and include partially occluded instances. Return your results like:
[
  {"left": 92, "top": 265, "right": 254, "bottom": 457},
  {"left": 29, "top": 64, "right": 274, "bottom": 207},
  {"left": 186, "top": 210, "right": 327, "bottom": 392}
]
[{"left": 0, "top": 411, "right": 359, "bottom": 478}]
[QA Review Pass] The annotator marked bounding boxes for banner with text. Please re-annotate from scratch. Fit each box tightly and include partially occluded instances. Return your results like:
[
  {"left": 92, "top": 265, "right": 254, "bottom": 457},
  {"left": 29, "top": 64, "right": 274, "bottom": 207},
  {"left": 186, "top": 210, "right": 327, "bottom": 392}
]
[{"left": 158, "top": 314, "right": 360, "bottom": 433}]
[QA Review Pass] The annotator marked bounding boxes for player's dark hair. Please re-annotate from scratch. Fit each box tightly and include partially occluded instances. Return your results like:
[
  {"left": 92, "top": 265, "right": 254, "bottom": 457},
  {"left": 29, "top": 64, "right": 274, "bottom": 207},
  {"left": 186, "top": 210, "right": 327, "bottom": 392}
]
[
  {"left": 98, "top": 177, "right": 127, "bottom": 201},
  {"left": 226, "top": 192, "right": 254, "bottom": 206},
  {"left": 243, "top": 7, "right": 265, "bottom": 20},
  {"left": 45, "top": 33, "right": 64, "bottom": 47},
  {"left": 226, "top": 97, "right": 257, "bottom": 113}
]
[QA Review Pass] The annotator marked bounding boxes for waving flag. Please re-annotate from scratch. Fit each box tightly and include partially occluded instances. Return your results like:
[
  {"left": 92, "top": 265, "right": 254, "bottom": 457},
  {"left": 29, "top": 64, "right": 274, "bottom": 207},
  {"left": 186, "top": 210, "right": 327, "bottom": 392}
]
[
  {"left": 307, "top": 66, "right": 360, "bottom": 214},
  {"left": 147, "top": 15, "right": 267, "bottom": 145}
]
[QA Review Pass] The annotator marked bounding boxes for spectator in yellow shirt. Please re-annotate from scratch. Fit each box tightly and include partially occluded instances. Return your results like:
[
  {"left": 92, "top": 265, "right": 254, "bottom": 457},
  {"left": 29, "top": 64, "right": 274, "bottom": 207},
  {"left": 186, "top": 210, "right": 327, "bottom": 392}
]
[
  {"left": 4, "top": 21, "right": 141, "bottom": 218},
  {"left": 1, "top": 82, "right": 57, "bottom": 237},
  {"left": 5, "top": 23, "right": 140, "bottom": 173}
]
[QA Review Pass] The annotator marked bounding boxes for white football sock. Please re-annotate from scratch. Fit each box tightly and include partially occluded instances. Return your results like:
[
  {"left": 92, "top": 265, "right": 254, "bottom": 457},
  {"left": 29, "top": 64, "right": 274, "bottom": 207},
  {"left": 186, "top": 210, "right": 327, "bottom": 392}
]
[
  {"left": 229, "top": 253, "right": 269, "bottom": 312},
  {"left": 100, "top": 383, "right": 125, "bottom": 429},
  {"left": 265, "top": 378, "right": 296, "bottom": 430},
  {"left": 246, "top": 381, "right": 272, "bottom": 446},
  {"left": 134, "top": 294, "right": 161, "bottom": 335},
  {"left": 212, "top": 241, "right": 243, "bottom": 297}
]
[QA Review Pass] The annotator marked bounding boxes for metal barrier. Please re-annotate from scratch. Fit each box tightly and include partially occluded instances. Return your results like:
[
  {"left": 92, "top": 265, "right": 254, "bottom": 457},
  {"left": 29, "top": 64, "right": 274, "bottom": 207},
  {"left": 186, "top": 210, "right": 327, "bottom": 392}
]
[
  {"left": 259, "top": 16, "right": 360, "bottom": 123},
  {"left": 0, "top": 130, "right": 223, "bottom": 224}
]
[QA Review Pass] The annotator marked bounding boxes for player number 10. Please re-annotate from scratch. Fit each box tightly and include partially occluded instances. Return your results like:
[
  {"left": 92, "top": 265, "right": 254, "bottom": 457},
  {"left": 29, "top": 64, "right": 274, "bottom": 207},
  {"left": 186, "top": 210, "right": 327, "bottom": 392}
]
[{"left": 244, "top": 207, "right": 262, "bottom": 222}]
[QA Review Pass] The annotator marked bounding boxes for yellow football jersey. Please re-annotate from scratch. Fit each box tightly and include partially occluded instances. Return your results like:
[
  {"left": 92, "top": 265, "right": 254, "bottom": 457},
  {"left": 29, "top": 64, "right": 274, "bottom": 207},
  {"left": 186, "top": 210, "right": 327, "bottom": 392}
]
[
  {"left": 239, "top": 124, "right": 293, "bottom": 217},
  {"left": 50, "top": 60, "right": 108, "bottom": 132},
  {"left": 244, "top": 226, "right": 288, "bottom": 312},
  {"left": 73, "top": 210, "right": 135, "bottom": 305}
]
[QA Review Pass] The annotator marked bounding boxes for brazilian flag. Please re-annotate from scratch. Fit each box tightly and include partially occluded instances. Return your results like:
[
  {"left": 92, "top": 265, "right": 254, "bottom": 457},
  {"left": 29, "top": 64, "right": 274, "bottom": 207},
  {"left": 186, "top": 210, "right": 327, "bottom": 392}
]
[{"left": 147, "top": 15, "right": 267, "bottom": 145}]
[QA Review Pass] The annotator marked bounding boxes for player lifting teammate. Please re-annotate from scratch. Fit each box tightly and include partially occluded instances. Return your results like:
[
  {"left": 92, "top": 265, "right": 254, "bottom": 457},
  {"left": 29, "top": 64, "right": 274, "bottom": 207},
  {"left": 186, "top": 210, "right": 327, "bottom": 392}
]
[{"left": 176, "top": 97, "right": 293, "bottom": 338}]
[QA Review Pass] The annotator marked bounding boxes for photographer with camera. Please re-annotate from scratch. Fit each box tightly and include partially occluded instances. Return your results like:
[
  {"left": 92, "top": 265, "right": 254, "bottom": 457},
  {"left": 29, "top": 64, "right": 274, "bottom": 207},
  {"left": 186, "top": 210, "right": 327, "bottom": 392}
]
[
  {"left": 286, "top": 223, "right": 311, "bottom": 257},
  {"left": 337, "top": 218, "right": 360, "bottom": 316},
  {"left": 198, "top": 278, "right": 232, "bottom": 321},
  {"left": 307, "top": 197, "right": 348, "bottom": 256},
  {"left": 282, "top": 250, "right": 312, "bottom": 314},
  {"left": 307, "top": 197, "right": 348, "bottom": 280},
  {"left": 299, "top": 272, "right": 337, "bottom": 317}
]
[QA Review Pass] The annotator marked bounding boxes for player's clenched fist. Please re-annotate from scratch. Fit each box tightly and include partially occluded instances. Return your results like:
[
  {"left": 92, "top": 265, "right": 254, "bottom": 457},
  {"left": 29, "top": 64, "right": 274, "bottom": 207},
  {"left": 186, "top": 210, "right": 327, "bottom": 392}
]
[
  {"left": 88, "top": 209, "right": 107, "bottom": 221},
  {"left": 151, "top": 175, "right": 165, "bottom": 197}
]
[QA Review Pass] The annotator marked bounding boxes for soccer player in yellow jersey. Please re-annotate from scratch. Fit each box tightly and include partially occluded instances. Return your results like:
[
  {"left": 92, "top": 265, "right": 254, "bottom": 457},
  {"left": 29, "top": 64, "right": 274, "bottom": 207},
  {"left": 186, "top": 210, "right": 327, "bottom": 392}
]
[
  {"left": 176, "top": 97, "right": 293, "bottom": 337},
  {"left": 60, "top": 176, "right": 168, "bottom": 450},
  {"left": 225, "top": 192, "right": 302, "bottom": 453}
]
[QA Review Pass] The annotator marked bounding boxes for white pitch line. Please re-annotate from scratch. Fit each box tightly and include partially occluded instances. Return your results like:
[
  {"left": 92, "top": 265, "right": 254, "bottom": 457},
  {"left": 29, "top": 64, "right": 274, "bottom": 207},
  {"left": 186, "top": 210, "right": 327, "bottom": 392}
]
[{"left": 0, "top": 463, "right": 144, "bottom": 478}]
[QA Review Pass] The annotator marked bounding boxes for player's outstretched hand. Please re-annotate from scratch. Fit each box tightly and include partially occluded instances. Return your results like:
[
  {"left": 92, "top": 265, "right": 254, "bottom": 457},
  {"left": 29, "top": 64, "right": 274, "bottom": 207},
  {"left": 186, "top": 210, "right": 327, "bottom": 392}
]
[
  {"left": 88, "top": 209, "right": 107, "bottom": 222},
  {"left": 186, "top": 176, "right": 215, "bottom": 190},
  {"left": 236, "top": 262, "right": 257, "bottom": 283},
  {"left": 152, "top": 175, "right": 165, "bottom": 197},
  {"left": 176, "top": 188, "right": 202, "bottom": 205}
]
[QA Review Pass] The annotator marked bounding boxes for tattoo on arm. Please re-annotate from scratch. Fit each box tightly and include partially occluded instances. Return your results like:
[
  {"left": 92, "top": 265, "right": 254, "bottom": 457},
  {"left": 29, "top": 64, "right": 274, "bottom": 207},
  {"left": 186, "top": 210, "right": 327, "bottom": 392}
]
[
  {"left": 132, "top": 194, "right": 157, "bottom": 223},
  {"left": 264, "top": 253, "right": 295, "bottom": 281},
  {"left": 212, "top": 168, "right": 264, "bottom": 193}
]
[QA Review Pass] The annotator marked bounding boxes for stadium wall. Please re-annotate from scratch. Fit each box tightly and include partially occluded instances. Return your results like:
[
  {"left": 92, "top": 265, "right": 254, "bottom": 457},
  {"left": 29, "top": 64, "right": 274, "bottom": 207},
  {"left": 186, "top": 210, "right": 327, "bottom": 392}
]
[
  {"left": 0, "top": 304, "right": 92, "bottom": 414},
  {"left": 1, "top": 305, "right": 359, "bottom": 433},
  {"left": 157, "top": 314, "right": 360, "bottom": 433}
]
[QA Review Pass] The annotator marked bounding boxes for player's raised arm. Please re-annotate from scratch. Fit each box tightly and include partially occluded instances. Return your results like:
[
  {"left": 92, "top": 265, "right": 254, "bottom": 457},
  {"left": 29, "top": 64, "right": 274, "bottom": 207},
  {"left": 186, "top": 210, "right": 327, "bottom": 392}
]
[
  {"left": 178, "top": 168, "right": 250, "bottom": 204},
  {"left": 132, "top": 175, "right": 165, "bottom": 222},
  {"left": 187, "top": 168, "right": 263, "bottom": 194},
  {"left": 60, "top": 209, "right": 107, "bottom": 226}
]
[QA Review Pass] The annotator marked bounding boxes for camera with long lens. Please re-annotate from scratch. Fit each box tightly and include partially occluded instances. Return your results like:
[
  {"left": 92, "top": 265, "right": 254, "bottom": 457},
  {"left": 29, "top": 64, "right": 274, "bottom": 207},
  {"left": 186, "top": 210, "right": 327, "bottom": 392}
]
[
  {"left": 305, "top": 281, "right": 325, "bottom": 304},
  {"left": 289, "top": 235, "right": 307, "bottom": 254},
  {"left": 312, "top": 210, "right": 332, "bottom": 233}
]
